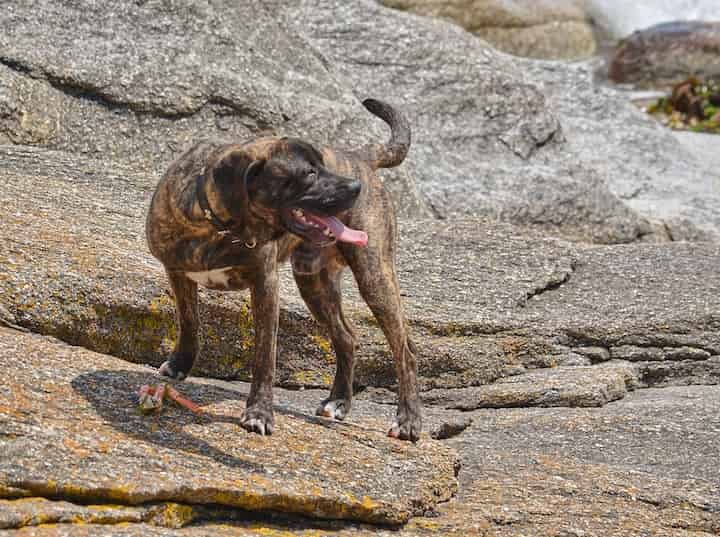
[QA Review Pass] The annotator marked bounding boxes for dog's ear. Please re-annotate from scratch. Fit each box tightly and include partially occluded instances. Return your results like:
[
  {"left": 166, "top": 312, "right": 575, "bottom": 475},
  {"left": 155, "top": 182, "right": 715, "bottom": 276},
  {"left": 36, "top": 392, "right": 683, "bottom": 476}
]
[
  {"left": 212, "top": 150, "right": 259, "bottom": 187},
  {"left": 243, "top": 158, "right": 266, "bottom": 193},
  {"left": 280, "top": 138, "right": 324, "bottom": 166},
  {"left": 210, "top": 149, "right": 266, "bottom": 215}
]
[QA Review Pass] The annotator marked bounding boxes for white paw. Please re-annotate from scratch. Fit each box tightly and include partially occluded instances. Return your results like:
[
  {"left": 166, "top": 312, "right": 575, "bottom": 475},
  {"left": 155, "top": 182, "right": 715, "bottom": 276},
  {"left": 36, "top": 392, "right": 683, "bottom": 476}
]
[
  {"left": 240, "top": 407, "right": 274, "bottom": 436},
  {"left": 316, "top": 399, "right": 349, "bottom": 420},
  {"left": 158, "top": 361, "right": 187, "bottom": 381}
]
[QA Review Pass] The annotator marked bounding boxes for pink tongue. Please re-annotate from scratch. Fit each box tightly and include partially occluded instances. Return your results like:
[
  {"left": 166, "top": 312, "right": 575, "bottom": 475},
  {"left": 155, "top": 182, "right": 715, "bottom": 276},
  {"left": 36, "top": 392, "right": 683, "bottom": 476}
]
[{"left": 306, "top": 213, "right": 368, "bottom": 247}]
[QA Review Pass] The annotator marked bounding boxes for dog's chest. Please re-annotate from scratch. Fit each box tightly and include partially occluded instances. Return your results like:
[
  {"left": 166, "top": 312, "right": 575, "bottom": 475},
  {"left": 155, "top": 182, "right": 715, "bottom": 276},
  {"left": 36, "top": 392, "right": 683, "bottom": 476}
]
[{"left": 185, "top": 267, "right": 242, "bottom": 290}]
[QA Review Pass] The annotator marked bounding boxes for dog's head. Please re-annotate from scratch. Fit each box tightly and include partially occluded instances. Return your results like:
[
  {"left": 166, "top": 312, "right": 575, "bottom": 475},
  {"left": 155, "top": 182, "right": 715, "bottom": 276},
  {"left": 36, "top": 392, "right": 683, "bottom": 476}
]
[{"left": 210, "top": 138, "right": 367, "bottom": 247}]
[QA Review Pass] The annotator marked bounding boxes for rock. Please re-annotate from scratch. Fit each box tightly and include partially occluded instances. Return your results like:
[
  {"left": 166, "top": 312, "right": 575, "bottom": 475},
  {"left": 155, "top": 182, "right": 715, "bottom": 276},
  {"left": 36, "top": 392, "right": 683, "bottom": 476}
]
[
  {"left": 518, "top": 242, "right": 720, "bottom": 354},
  {"left": 379, "top": 0, "right": 596, "bottom": 60},
  {"left": 674, "top": 131, "right": 720, "bottom": 170},
  {"left": 585, "top": 0, "right": 720, "bottom": 39},
  {"left": 574, "top": 346, "right": 611, "bottom": 363},
  {"left": 2, "top": 144, "right": 720, "bottom": 392},
  {"left": 421, "top": 364, "right": 636, "bottom": 409},
  {"left": 436, "top": 386, "right": 720, "bottom": 536},
  {"left": 0, "top": 0, "right": 680, "bottom": 243},
  {"left": 607, "top": 343, "right": 716, "bottom": 365},
  {"left": 554, "top": 351, "right": 592, "bottom": 366},
  {"left": 429, "top": 416, "right": 474, "bottom": 440},
  {"left": 0, "top": 327, "right": 458, "bottom": 528},
  {"left": 609, "top": 21, "right": 720, "bottom": 89},
  {"left": 522, "top": 59, "right": 720, "bottom": 240},
  {"left": 0, "top": 498, "right": 199, "bottom": 530},
  {"left": 611, "top": 345, "right": 666, "bottom": 361},
  {"left": 0, "top": 2, "right": 425, "bottom": 218},
  {"left": 4, "top": 327, "right": 718, "bottom": 535},
  {"left": 637, "top": 356, "right": 720, "bottom": 387},
  {"left": 665, "top": 346, "right": 713, "bottom": 361},
  {"left": 288, "top": 0, "right": 720, "bottom": 241}
]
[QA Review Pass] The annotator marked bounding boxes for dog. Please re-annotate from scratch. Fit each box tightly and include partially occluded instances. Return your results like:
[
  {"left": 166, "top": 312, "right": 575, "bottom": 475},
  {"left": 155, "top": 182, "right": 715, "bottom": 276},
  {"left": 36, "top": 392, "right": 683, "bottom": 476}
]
[{"left": 145, "top": 99, "right": 421, "bottom": 441}]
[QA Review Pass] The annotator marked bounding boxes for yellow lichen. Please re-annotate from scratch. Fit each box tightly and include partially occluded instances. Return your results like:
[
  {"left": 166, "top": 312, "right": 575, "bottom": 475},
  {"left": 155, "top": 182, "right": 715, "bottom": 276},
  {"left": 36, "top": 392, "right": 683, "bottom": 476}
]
[
  {"left": 288, "top": 370, "right": 332, "bottom": 388},
  {"left": 149, "top": 502, "right": 196, "bottom": 528},
  {"left": 310, "top": 334, "right": 335, "bottom": 364}
]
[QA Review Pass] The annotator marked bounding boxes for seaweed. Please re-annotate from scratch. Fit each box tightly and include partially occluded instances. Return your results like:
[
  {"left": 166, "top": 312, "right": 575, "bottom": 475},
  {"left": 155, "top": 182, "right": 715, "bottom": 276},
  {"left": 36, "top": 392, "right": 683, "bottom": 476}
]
[{"left": 646, "top": 77, "right": 720, "bottom": 134}]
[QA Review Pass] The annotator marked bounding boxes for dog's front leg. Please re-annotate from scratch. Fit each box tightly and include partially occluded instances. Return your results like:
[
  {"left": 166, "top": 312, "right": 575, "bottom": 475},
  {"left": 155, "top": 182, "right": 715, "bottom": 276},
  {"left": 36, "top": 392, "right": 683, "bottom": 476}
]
[
  {"left": 159, "top": 270, "right": 199, "bottom": 381},
  {"left": 241, "top": 245, "right": 280, "bottom": 436}
]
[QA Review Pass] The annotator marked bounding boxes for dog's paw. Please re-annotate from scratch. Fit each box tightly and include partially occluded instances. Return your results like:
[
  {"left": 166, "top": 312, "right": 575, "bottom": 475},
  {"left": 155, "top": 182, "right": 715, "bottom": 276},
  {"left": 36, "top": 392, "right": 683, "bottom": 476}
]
[
  {"left": 316, "top": 398, "right": 351, "bottom": 420},
  {"left": 158, "top": 360, "right": 187, "bottom": 381},
  {"left": 241, "top": 404, "right": 274, "bottom": 436},
  {"left": 388, "top": 409, "right": 422, "bottom": 442},
  {"left": 158, "top": 352, "right": 195, "bottom": 380}
]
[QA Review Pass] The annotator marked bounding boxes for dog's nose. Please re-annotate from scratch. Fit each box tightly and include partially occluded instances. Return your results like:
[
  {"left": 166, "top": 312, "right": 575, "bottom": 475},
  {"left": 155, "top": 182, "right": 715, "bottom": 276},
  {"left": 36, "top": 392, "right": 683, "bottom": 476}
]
[{"left": 349, "top": 179, "right": 362, "bottom": 198}]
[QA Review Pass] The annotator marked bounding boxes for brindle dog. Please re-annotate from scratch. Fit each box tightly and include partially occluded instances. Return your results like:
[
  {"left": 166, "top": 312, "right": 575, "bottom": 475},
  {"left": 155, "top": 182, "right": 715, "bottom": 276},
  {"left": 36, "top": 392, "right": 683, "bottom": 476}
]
[{"left": 146, "top": 99, "right": 421, "bottom": 441}]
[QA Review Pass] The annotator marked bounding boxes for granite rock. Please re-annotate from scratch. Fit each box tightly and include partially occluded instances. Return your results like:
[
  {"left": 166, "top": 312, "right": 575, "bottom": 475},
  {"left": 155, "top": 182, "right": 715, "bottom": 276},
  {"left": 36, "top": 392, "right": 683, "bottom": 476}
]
[
  {"left": 0, "top": 328, "right": 459, "bottom": 528},
  {"left": 379, "top": 0, "right": 597, "bottom": 60},
  {"left": 2, "top": 332, "right": 718, "bottom": 535},
  {"left": 0, "top": 0, "right": 704, "bottom": 242},
  {"left": 2, "top": 145, "right": 719, "bottom": 392}
]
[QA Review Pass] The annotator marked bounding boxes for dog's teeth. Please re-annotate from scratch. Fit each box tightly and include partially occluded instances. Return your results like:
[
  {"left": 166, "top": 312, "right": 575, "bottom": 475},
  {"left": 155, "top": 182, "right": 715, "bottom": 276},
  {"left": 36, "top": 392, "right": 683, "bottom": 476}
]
[{"left": 323, "top": 228, "right": 331, "bottom": 236}]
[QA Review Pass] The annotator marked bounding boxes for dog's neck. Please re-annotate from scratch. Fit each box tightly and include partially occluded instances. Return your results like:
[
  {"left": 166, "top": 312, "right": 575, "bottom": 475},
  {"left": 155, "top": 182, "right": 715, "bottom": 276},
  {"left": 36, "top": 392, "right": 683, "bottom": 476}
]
[{"left": 196, "top": 173, "right": 258, "bottom": 249}]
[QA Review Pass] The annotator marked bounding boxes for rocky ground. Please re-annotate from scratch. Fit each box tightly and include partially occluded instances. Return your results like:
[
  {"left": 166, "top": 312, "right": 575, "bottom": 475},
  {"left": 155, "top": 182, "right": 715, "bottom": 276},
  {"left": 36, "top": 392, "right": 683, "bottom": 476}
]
[{"left": 1, "top": 0, "right": 719, "bottom": 535}]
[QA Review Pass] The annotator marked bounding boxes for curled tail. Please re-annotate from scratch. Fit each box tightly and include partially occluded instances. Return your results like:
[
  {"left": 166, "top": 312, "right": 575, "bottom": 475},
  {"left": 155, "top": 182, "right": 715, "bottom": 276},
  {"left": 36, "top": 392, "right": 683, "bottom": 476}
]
[{"left": 358, "top": 98, "right": 411, "bottom": 170}]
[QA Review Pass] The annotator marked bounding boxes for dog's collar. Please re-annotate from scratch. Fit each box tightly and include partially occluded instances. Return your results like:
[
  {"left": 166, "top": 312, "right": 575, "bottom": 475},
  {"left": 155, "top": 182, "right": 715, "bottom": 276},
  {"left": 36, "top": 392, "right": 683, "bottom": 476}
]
[{"left": 195, "top": 174, "right": 258, "bottom": 249}]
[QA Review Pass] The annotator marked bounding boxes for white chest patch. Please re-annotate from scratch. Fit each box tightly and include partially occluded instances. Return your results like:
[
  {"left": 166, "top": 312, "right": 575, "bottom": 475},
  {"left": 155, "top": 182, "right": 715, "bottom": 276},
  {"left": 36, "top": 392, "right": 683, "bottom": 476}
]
[{"left": 185, "top": 267, "right": 233, "bottom": 288}]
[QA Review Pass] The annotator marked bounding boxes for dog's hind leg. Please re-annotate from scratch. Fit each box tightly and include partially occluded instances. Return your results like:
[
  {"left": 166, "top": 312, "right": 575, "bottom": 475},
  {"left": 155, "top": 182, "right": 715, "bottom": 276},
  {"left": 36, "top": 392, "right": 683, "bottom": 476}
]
[
  {"left": 294, "top": 267, "right": 357, "bottom": 420},
  {"left": 342, "top": 244, "right": 422, "bottom": 442},
  {"left": 159, "top": 270, "right": 199, "bottom": 381}
]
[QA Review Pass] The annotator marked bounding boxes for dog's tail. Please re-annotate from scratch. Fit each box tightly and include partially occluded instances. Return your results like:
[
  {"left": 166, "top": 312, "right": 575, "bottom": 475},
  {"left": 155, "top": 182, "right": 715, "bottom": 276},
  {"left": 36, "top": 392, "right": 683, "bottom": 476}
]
[{"left": 357, "top": 98, "right": 411, "bottom": 170}]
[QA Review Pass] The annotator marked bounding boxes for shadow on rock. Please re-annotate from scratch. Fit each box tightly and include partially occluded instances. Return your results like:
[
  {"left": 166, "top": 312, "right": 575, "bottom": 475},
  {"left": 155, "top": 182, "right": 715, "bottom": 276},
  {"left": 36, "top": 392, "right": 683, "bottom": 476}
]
[
  {"left": 71, "top": 369, "right": 263, "bottom": 471},
  {"left": 70, "top": 369, "right": 355, "bottom": 469}
]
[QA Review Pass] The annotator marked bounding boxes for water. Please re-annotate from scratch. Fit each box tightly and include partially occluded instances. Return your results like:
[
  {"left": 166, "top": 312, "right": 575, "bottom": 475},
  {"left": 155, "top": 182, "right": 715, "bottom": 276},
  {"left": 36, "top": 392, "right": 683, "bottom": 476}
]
[{"left": 585, "top": 0, "right": 720, "bottom": 38}]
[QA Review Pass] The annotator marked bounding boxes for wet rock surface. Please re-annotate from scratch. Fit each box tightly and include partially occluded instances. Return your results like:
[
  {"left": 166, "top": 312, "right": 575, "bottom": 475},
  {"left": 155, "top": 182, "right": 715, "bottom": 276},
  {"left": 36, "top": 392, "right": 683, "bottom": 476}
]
[{"left": 609, "top": 21, "right": 720, "bottom": 89}]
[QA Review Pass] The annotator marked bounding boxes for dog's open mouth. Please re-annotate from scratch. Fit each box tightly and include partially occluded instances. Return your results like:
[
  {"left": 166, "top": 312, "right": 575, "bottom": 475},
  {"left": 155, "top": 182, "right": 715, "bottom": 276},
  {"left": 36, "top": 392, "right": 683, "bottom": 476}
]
[{"left": 284, "top": 208, "right": 368, "bottom": 247}]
